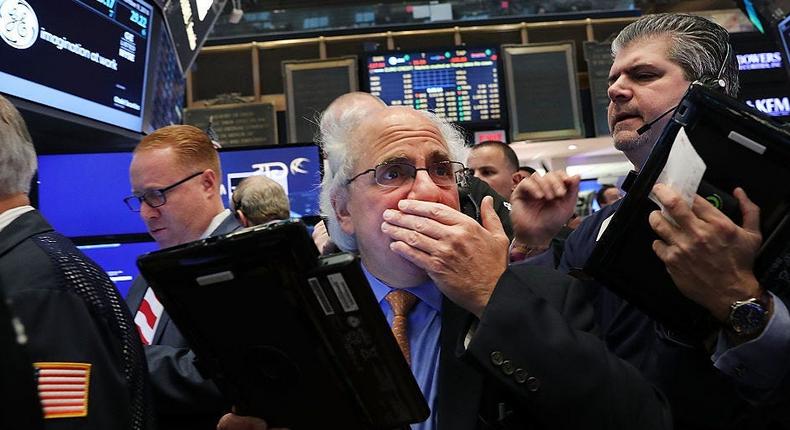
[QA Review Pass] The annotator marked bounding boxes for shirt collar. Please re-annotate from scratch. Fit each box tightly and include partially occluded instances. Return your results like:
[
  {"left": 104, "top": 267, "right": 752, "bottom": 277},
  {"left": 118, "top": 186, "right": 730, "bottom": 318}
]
[
  {"left": 362, "top": 263, "right": 442, "bottom": 312},
  {"left": 200, "top": 209, "right": 232, "bottom": 239},
  {"left": 0, "top": 205, "right": 35, "bottom": 234}
]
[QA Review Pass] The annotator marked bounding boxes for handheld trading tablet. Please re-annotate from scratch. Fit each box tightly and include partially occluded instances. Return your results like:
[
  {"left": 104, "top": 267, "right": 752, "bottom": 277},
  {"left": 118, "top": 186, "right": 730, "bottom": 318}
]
[
  {"left": 137, "top": 220, "right": 429, "bottom": 429},
  {"left": 583, "top": 83, "right": 790, "bottom": 339}
]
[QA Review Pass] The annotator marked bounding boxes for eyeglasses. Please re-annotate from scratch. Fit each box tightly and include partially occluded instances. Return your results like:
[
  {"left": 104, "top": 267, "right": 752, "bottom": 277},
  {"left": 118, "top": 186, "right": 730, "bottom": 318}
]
[
  {"left": 124, "top": 171, "right": 203, "bottom": 212},
  {"left": 347, "top": 161, "right": 466, "bottom": 188}
]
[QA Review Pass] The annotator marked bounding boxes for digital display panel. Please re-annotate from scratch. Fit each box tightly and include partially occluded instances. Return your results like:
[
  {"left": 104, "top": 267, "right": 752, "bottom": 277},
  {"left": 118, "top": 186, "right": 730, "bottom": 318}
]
[
  {"left": 731, "top": 31, "right": 788, "bottom": 84},
  {"left": 37, "top": 144, "right": 323, "bottom": 238},
  {"left": 218, "top": 144, "right": 323, "bottom": 219},
  {"left": 37, "top": 151, "right": 145, "bottom": 237},
  {"left": 77, "top": 241, "right": 158, "bottom": 297},
  {"left": 367, "top": 48, "right": 502, "bottom": 124},
  {"left": 0, "top": 0, "right": 154, "bottom": 132}
]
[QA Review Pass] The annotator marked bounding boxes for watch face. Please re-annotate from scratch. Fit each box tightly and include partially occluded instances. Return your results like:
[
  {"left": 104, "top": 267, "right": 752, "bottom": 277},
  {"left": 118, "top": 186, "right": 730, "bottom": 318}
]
[{"left": 731, "top": 301, "right": 767, "bottom": 335}]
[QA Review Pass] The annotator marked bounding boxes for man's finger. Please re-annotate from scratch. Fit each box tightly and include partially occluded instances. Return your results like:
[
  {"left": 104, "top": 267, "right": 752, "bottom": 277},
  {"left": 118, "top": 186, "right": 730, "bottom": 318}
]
[
  {"left": 651, "top": 239, "right": 672, "bottom": 263},
  {"left": 648, "top": 210, "right": 681, "bottom": 244},
  {"left": 479, "top": 196, "right": 504, "bottom": 236},
  {"left": 382, "top": 209, "right": 446, "bottom": 239},
  {"left": 397, "top": 200, "right": 465, "bottom": 224},
  {"left": 652, "top": 184, "right": 696, "bottom": 229},
  {"left": 381, "top": 220, "right": 442, "bottom": 254},
  {"left": 734, "top": 187, "right": 761, "bottom": 234}
]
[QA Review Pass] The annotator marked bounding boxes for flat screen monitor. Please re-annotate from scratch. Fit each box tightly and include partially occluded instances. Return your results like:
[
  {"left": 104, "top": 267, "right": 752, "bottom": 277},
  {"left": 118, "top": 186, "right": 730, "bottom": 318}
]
[
  {"left": 731, "top": 31, "right": 787, "bottom": 84},
  {"left": 0, "top": 0, "right": 155, "bottom": 133},
  {"left": 37, "top": 151, "right": 146, "bottom": 238},
  {"left": 741, "top": 82, "right": 790, "bottom": 119},
  {"left": 502, "top": 42, "right": 584, "bottom": 141},
  {"left": 76, "top": 240, "right": 158, "bottom": 297},
  {"left": 366, "top": 47, "right": 503, "bottom": 126},
  {"left": 218, "top": 143, "right": 323, "bottom": 219}
]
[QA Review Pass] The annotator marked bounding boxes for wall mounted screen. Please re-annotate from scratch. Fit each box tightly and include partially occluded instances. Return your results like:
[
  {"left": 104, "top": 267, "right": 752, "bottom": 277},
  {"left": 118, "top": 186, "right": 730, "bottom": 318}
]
[
  {"left": 37, "top": 151, "right": 145, "bottom": 237},
  {"left": 218, "top": 143, "right": 323, "bottom": 219},
  {"left": 0, "top": 0, "right": 155, "bottom": 132},
  {"left": 367, "top": 47, "right": 502, "bottom": 125},
  {"left": 503, "top": 42, "right": 584, "bottom": 141},
  {"left": 77, "top": 240, "right": 158, "bottom": 297}
]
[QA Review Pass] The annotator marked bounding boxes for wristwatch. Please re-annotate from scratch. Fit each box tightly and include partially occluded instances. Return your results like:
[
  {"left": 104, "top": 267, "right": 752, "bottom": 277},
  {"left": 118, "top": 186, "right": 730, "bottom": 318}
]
[{"left": 727, "top": 295, "right": 771, "bottom": 336}]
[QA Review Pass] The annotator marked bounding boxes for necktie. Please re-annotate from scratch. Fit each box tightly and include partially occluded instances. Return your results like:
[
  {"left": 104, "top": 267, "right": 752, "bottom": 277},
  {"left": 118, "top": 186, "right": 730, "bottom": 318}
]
[
  {"left": 385, "top": 289, "right": 418, "bottom": 364},
  {"left": 134, "top": 288, "right": 164, "bottom": 345}
]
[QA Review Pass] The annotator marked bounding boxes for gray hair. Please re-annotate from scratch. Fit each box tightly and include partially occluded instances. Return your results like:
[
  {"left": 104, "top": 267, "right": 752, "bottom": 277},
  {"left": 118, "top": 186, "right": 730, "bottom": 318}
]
[
  {"left": 612, "top": 13, "right": 739, "bottom": 97},
  {"left": 0, "top": 95, "right": 37, "bottom": 197},
  {"left": 319, "top": 106, "right": 469, "bottom": 252},
  {"left": 231, "top": 175, "right": 290, "bottom": 225}
]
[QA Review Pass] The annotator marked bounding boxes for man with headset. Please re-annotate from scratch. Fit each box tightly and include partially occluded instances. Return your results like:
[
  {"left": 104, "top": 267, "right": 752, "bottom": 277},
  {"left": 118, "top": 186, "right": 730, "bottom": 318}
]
[{"left": 512, "top": 13, "right": 790, "bottom": 428}]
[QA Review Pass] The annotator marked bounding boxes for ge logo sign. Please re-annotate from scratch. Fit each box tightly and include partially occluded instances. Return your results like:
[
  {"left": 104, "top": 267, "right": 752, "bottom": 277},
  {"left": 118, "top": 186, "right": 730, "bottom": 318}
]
[{"left": 0, "top": 0, "right": 39, "bottom": 50}]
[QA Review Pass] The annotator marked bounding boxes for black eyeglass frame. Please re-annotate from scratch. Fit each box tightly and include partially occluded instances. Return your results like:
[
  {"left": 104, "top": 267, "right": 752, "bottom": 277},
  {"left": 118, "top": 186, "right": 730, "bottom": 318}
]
[
  {"left": 123, "top": 170, "right": 204, "bottom": 212},
  {"left": 346, "top": 160, "right": 466, "bottom": 188}
]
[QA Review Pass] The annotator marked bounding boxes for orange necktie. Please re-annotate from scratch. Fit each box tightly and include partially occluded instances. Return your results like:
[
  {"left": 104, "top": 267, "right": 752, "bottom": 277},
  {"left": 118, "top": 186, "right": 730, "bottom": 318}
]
[{"left": 385, "top": 289, "right": 419, "bottom": 364}]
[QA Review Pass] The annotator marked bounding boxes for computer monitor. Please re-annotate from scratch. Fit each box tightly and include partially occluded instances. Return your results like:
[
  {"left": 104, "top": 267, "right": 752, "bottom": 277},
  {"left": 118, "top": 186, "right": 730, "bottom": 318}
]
[
  {"left": 0, "top": 0, "right": 156, "bottom": 133},
  {"left": 76, "top": 240, "right": 159, "bottom": 298},
  {"left": 37, "top": 144, "right": 323, "bottom": 239},
  {"left": 366, "top": 47, "right": 503, "bottom": 127},
  {"left": 218, "top": 143, "right": 323, "bottom": 219},
  {"left": 37, "top": 151, "right": 146, "bottom": 238}
]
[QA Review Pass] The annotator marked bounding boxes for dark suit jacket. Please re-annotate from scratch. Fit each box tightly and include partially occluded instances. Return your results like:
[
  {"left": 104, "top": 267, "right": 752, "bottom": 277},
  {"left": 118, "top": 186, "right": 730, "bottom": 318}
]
[
  {"left": 0, "top": 210, "right": 153, "bottom": 430},
  {"left": 435, "top": 263, "right": 672, "bottom": 430},
  {"left": 559, "top": 204, "right": 790, "bottom": 429},
  {"left": 126, "top": 213, "right": 242, "bottom": 430}
]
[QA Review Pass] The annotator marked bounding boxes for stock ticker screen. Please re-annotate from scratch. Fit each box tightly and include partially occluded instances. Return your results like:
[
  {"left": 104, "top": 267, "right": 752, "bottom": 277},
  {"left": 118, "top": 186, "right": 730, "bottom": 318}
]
[
  {"left": 367, "top": 48, "right": 502, "bottom": 124},
  {"left": 0, "top": 0, "right": 154, "bottom": 131}
]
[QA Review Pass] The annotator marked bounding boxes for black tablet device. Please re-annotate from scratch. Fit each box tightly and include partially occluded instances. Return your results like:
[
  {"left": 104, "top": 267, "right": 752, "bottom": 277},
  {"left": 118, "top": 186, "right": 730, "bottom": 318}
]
[
  {"left": 136, "top": 220, "right": 429, "bottom": 429},
  {"left": 583, "top": 83, "right": 790, "bottom": 338}
]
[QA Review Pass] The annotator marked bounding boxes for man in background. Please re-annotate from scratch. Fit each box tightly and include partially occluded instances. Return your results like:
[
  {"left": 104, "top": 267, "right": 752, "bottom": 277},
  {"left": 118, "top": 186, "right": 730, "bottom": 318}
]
[
  {"left": 0, "top": 94, "right": 153, "bottom": 430},
  {"left": 125, "top": 124, "right": 242, "bottom": 429},
  {"left": 518, "top": 165, "right": 536, "bottom": 179},
  {"left": 231, "top": 175, "right": 290, "bottom": 227},
  {"left": 595, "top": 184, "right": 621, "bottom": 208},
  {"left": 466, "top": 140, "right": 526, "bottom": 201}
]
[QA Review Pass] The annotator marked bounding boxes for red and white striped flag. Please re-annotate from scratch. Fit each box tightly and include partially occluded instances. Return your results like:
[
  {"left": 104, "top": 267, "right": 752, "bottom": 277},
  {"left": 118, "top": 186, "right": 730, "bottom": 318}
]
[
  {"left": 135, "top": 287, "right": 164, "bottom": 345},
  {"left": 34, "top": 362, "right": 91, "bottom": 419}
]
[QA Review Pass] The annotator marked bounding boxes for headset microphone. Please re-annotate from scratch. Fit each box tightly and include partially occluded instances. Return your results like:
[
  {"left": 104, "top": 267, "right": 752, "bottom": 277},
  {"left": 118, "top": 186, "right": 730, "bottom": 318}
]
[{"left": 635, "top": 104, "right": 679, "bottom": 135}]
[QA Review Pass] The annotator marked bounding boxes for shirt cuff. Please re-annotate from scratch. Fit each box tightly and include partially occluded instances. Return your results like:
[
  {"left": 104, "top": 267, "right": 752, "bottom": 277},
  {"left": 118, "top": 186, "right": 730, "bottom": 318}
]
[{"left": 712, "top": 292, "right": 790, "bottom": 391}]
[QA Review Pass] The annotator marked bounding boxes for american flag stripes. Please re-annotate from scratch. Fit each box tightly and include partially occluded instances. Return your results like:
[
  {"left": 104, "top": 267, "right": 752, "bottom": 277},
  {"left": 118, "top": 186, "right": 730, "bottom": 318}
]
[{"left": 34, "top": 362, "right": 91, "bottom": 419}]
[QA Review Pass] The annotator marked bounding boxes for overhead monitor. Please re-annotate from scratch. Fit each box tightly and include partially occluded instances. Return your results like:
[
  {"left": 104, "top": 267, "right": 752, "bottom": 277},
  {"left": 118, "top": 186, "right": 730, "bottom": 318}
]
[
  {"left": 76, "top": 240, "right": 159, "bottom": 297},
  {"left": 366, "top": 47, "right": 503, "bottom": 126},
  {"left": 218, "top": 143, "right": 323, "bottom": 220},
  {"left": 283, "top": 57, "right": 359, "bottom": 143},
  {"left": 0, "top": 0, "right": 155, "bottom": 133},
  {"left": 502, "top": 42, "right": 584, "bottom": 141},
  {"left": 37, "top": 151, "right": 146, "bottom": 238},
  {"left": 731, "top": 31, "right": 787, "bottom": 84}
]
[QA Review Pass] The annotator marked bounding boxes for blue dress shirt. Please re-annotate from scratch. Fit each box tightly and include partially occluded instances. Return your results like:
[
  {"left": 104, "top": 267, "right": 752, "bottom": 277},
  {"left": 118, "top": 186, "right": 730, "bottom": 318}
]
[{"left": 363, "top": 266, "right": 442, "bottom": 430}]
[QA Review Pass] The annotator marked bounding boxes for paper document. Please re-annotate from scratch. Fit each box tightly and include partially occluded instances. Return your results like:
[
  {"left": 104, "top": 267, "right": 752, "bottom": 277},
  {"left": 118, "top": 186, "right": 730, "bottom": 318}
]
[{"left": 648, "top": 127, "right": 706, "bottom": 226}]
